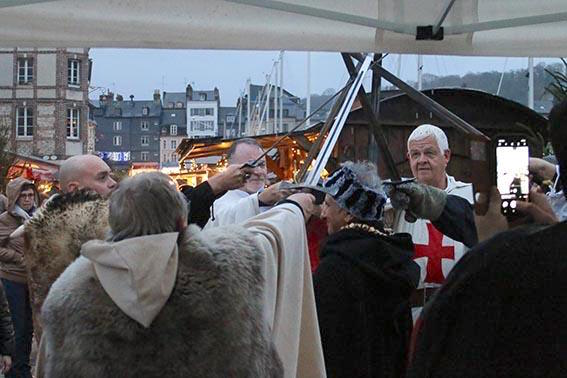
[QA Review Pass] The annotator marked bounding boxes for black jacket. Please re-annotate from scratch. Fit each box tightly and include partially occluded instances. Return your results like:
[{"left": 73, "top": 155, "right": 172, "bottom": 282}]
[
  {"left": 0, "top": 282, "right": 14, "bottom": 357},
  {"left": 313, "top": 227, "right": 420, "bottom": 378},
  {"left": 183, "top": 182, "right": 225, "bottom": 228},
  {"left": 408, "top": 221, "right": 567, "bottom": 378}
]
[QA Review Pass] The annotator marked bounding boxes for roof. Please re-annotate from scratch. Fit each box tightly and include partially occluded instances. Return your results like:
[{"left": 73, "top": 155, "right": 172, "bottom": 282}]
[
  {"left": 3, "top": 1, "right": 567, "bottom": 57},
  {"left": 163, "top": 92, "right": 186, "bottom": 106},
  {"left": 189, "top": 90, "right": 216, "bottom": 102},
  {"left": 219, "top": 106, "right": 237, "bottom": 119},
  {"left": 97, "top": 100, "right": 162, "bottom": 118}
]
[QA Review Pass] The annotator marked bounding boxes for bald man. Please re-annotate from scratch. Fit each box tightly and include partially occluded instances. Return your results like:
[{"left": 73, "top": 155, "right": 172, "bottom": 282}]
[
  {"left": 24, "top": 155, "right": 115, "bottom": 346},
  {"left": 59, "top": 155, "right": 117, "bottom": 197}
]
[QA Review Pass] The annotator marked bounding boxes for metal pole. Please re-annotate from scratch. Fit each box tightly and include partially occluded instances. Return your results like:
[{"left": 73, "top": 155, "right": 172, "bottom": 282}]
[
  {"left": 528, "top": 57, "right": 534, "bottom": 109},
  {"left": 246, "top": 78, "right": 251, "bottom": 135},
  {"left": 274, "top": 61, "right": 279, "bottom": 134},
  {"left": 238, "top": 94, "right": 243, "bottom": 137},
  {"left": 306, "top": 51, "right": 311, "bottom": 128},
  {"left": 417, "top": 55, "right": 423, "bottom": 91},
  {"left": 279, "top": 51, "right": 284, "bottom": 131},
  {"left": 432, "top": 0, "right": 457, "bottom": 36}
]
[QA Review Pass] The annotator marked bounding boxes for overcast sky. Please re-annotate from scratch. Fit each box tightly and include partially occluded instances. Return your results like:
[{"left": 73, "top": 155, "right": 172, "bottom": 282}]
[{"left": 89, "top": 49, "right": 560, "bottom": 107}]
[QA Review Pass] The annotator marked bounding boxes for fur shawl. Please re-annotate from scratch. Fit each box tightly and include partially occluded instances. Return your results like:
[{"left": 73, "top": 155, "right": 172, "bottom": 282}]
[
  {"left": 41, "top": 224, "right": 283, "bottom": 377},
  {"left": 24, "top": 191, "right": 109, "bottom": 337}
]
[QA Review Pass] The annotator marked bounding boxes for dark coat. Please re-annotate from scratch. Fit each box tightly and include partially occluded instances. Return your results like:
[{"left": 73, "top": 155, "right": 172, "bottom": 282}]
[
  {"left": 0, "top": 282, "right": 14, "bottom": 357},
  {"left": 408, "top": 221, "right": 567, "bottom": 378},
  {"left": 313, "top": 227, "right": 420, "bottom": 378}
]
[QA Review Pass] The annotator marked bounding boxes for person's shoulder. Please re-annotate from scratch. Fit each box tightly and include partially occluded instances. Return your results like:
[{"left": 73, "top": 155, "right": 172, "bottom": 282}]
[
  {"left": 181, "top": 224, "right": 263, "bottom": 271},
  {"left": 43, "top": 256, "right": 95, "bottom": 314}
]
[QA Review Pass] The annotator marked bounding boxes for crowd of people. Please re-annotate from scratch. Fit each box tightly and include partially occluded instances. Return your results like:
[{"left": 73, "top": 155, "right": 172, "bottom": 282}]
[{"left": 0, "top": 99, "right": 564, "bottom": 377}]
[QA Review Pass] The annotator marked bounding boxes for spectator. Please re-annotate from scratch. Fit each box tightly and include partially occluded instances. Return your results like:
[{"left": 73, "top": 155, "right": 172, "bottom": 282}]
[{"left": 0, "top": 177, "right": 39, "bottom": 378}]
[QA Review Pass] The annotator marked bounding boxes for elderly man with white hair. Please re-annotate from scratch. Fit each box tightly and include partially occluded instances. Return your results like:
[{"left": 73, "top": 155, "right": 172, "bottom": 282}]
[{"left": 386, "top": 124, "right": 475, "bottom": 320}]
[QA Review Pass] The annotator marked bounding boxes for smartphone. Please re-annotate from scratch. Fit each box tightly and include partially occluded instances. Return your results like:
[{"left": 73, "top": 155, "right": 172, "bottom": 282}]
[{"left": 495, "top": 137, "right": 529, "bottom": 216}]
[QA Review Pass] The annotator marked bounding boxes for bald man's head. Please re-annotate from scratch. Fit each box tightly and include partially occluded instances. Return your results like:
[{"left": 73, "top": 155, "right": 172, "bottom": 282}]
[{"left": 59, "top": 155, "right": 117, "bottom": 198}]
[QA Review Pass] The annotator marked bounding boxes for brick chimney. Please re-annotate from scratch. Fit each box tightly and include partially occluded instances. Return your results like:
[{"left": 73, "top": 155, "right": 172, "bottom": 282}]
[
  {"left": 214, "top": 87, "right": 219, "bottom": 101},
  {"left": 153, "top": 89, "right": 161, "bottom": 104},
  {"left": 186, "top": 84, "right": 193, "bottom": 101}
]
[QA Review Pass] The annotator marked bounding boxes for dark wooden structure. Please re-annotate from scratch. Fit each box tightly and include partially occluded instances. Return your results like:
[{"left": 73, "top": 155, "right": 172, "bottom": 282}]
[{"left": 177, "top": 88, "right": 547, "bottom": 189}]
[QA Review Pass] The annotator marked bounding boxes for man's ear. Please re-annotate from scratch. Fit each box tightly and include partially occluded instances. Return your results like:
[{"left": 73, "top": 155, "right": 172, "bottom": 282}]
[
  {"left": 66, "top": 181, "right": 80, "bottom": 193},
  {"left": 444, "top": 148, "right": 451, "bottom": 163}
]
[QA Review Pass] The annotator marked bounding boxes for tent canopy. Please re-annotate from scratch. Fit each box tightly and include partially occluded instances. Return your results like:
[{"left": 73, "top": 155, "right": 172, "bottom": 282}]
[{"left": 2, "top": 0, "right": 567, "bottom": 57}]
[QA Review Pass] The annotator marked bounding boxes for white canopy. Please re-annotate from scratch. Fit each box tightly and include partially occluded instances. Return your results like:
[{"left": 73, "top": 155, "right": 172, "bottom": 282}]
[{"left": 2, "top": 0, "right": 567, "bottom": 57}]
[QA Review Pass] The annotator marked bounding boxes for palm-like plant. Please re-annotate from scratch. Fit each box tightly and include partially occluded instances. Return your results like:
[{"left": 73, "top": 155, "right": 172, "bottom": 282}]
[{"left": 545, "top": 58, "right": 567, "bottom": 103}]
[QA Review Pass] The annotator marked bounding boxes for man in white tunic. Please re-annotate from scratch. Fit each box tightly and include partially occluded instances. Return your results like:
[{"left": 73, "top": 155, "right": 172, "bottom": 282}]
[
  {"left": 391, "top": 124, "right": 474, "bottom": 320},
  {"left": 207, "top": 138, "right": 290, "bottom": 227}
]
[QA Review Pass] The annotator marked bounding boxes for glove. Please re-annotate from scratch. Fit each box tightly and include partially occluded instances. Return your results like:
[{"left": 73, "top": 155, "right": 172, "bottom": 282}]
[{"left": 386, "top": 182, "right": 447, "bottom": 222}]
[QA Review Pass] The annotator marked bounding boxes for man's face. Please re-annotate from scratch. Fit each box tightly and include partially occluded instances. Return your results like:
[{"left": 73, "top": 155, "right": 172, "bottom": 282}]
[
  {"left": 407, "top": 135, "right": 450, "bottom": 189},
  {"left": 230, "top": 144, "right": 267, "bottom": 194},
  {"left": 17, "top": 188, "right": 35, "bottom": 212},
  {"left": 321, "top": 195, "right": 351, "bottom": 235},
  {"left": 80, "top": 159, "right": 117, "bottom": 198}
]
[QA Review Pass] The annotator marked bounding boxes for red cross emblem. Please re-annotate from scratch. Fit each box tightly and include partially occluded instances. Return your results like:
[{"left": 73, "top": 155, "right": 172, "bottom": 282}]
[{"left": 414, "top": 223, "right": 455, "bottom": 284}]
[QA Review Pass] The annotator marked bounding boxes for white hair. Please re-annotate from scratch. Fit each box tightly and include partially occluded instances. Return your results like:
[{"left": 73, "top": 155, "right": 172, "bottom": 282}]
[{"left": 407, "top": 124, "right": 449, "bottom": 153}]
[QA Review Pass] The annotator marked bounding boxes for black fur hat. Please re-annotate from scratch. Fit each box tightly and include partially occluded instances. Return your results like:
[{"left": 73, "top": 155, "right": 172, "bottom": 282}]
[{"left": 323, "top": 162, "right": 386, "bottom": 221}]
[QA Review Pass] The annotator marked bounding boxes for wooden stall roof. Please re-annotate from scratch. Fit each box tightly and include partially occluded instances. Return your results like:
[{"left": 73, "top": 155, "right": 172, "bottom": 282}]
[{"left": 177, "top": 123, "right": 323, "bottom": 163}]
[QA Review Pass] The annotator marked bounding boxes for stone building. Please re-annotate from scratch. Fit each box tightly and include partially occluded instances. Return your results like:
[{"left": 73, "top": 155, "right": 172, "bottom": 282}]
[
  {"left": 92, "top": 91, "right": 162, "bottom": 169},
  {"left": 0, "top": 48, "right": 91, "bottom": 160}
]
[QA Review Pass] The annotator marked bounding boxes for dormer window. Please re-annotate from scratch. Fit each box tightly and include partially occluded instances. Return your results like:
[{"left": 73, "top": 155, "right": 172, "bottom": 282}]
[
  {"left": 199, "top": 93, "right": 206, "bottom": 101},
  {"left": 170, "top": 124, "right": 177, "bottom": 136},
  {"left": 142, "top": 107, "right": 149, "bottom": 116},
  {"left": 176, "top": 102, "right": 184, "bottom": 108}
]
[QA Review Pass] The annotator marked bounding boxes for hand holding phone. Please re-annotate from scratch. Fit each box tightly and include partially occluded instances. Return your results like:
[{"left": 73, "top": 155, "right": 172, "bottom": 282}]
[{"left": 496, "top": 137, "right": 529, "bottom": 217}]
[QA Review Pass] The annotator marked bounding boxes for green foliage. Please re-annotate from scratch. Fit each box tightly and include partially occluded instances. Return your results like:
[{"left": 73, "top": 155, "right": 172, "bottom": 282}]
[{"left": 544, "top": 58, "right": 567, "bottom": 103}]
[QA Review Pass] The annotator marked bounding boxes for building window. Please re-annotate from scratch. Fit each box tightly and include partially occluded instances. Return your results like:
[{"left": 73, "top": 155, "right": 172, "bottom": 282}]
[
  {"left": 163, "top": 154, "right": 167, "bottom": 162},
  {"left": 113, "top": 121, "right": 122, "bottom": 131},
  {"left": 283, "top": 109, "right": 289, "bottom": 117},
  {"left": 199, "top": 93, "right": 206, "bottom": 101},
  {"left": 170, "top": 124, "right": 177, "bottom": 135},
  {"left": 176, "top": 102, "right": 183, "bottom": 108},
  {"left": 66, "top": 108, "right": 80, "bottom": 139},
  {"left": 141, "top": 135, "right": 150, "bottom": 146},
  {"left": 68, "top": 59, "right": 80, "bottom": 85},
  {"left": 142, "top": 107, "right": 149, "bottom": 116},
  {"left": 163, "top": 140, "right": 166, "bottom": 149},
  {"left": 141, "top": 151, "right": 149, "bottom": 161},
  {"left": 170, "top": 140, "right": 177, "bottom": 149},
  {"left": 17, "top": 58, "right": 33, "bottom": 84},
  {"left": 16, "top": 107, "right": 33, "bottom": 137},
  {"left": 170, "top": 113, "right": 176, "bottom": 118},
  {"left": 190, "top": 108, "right": 214, "bottom": 117},
  {"left": 190, "top": 120, "right": 214, "bottom": 131},
  {"left": 167, "top": 102, "right": 174, "bottom": 108},
  {"left": 141, "top": 121, "right": 149, "bottom": 131},
  {"left": 113, "top": 135, "right": 122, "bottom": 146},
  {"left": 171, "top": 153, "right": 177, "bottom": 161}
]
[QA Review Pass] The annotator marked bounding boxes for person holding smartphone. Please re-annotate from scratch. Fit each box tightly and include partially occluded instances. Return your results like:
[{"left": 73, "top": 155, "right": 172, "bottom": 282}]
[{"left": 407, "top": 98, "right": 567, "bottom": 378}]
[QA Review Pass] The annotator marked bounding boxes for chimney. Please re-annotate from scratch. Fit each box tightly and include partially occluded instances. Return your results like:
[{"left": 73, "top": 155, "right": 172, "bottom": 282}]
[
  {"left": 186, "top": 84, "right": 193, "bottom": 101},
  {"left": 116, "top": 94, "right": 123, "bottom": 102},
  {"left": 129, "top": 94, "right": 135, "bottom": 106},
  {"left": 107, "top": 91, "right": 114, "bottom": 101},
  {"left": 214, "top": 87, "right": 219, "bottom": 101},
  {"left": 153, "top": 89, "right": 161, "bottom": 104}
]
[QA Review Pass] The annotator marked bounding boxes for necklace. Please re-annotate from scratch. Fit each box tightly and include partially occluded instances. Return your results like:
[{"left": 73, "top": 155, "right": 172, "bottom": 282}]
[{"left": 340, "top": 222, "right": 391, "bottom": 237}]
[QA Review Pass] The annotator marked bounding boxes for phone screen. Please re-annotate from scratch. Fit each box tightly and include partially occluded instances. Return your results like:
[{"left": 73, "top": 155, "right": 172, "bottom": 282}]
[{"left": 496, "top": 138, "right": 529, "bottom": 214}]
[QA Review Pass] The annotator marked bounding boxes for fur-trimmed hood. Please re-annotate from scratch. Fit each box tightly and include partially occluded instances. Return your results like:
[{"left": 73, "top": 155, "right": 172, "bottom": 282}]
[
  {"left": 41, "top": 224, "right": 283, "bottom": 377},
  {"left": 24, "top": 190, "right": 109, "bottom": 337}
]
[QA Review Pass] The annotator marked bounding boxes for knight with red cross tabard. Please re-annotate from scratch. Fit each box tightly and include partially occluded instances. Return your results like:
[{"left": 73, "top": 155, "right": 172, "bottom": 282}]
[{"left": 384, "top": 124, "right": 477, "bottom": 322}]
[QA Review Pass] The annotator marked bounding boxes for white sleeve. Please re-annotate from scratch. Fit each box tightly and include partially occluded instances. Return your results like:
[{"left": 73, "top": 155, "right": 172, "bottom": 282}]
[{"left": 205, "top": 193, "right": 261, "bottom": 228}]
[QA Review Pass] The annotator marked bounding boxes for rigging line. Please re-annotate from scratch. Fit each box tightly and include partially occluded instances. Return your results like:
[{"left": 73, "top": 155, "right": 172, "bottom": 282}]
[{"left": 249, "top": 53, "right": 389, "bottom": 166}]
